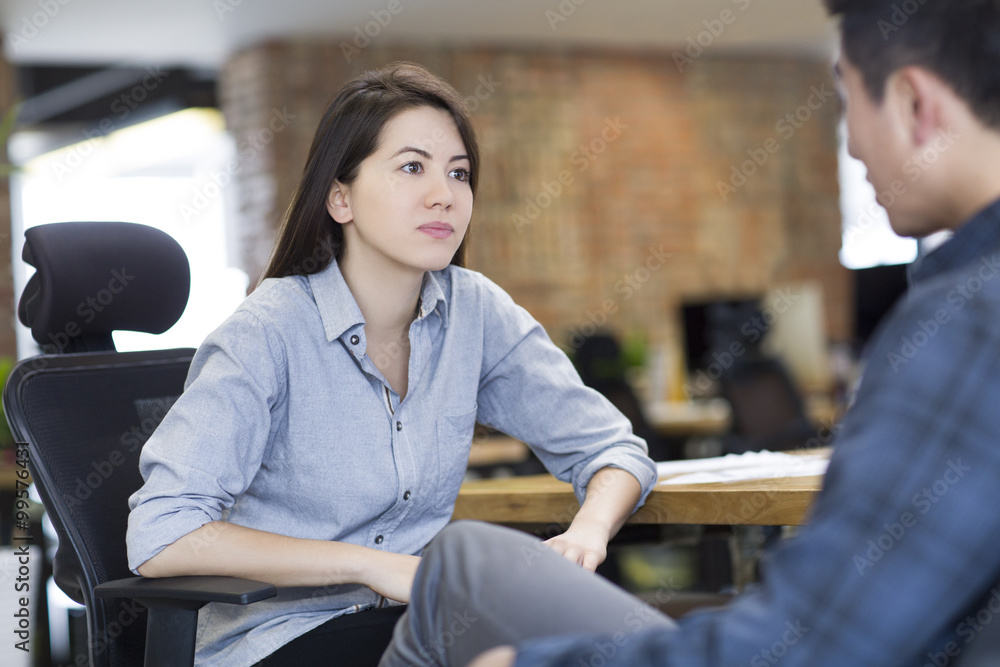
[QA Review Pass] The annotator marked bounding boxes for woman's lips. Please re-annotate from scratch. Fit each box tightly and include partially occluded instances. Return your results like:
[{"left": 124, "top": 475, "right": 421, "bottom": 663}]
[{"left": 418, "top": 223, "right": 454, "bottom": 239}]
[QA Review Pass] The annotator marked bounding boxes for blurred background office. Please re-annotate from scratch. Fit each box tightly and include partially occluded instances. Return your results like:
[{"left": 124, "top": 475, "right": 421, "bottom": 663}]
[
  {"left": 0, "top": 1, "right": 930, "bottom": 664},
  {"left": 0, "top": 0, "right": 922, "bottom": 382}
]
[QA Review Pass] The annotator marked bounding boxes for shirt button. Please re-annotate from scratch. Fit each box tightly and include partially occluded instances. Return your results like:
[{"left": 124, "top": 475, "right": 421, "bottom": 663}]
[
  {"left": 403, "top": 490, "right": 411, "bottom": 500},
  {"left": 396, "top": 421, "right": 402, "bottom": 432},
  {"left": 374, "top": 535, "right": 384, "bottom": 545},
  {"left": 350, "top": 335, "right": 360, "bottom": 345}
]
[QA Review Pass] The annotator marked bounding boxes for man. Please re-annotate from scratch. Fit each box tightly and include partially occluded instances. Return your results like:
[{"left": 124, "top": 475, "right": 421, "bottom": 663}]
[{"left": 379, "top": 1, "right": 1000, "bottom": 664}]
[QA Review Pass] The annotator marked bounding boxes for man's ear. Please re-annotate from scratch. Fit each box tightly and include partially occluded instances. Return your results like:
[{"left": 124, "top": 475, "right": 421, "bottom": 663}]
[
  {"left": 892, "top": 66, "right": 946, "bottom": 147},
  {"left": 326, "top": 181, "right": 353, "bottom": 224}
]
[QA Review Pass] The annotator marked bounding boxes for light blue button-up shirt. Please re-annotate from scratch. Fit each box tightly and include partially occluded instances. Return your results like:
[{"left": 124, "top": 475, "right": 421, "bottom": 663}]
[{"left": 127, "top": 259, "right": 657, "bottom": 667}]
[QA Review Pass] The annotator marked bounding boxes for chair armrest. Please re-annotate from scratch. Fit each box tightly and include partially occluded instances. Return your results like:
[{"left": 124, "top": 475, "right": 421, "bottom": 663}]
[
  {"left": 95, "top": 576, "right": 276, "bottom": 666},
  {"left": 95, "top": 575, "right": 276, "bottom": 607}
]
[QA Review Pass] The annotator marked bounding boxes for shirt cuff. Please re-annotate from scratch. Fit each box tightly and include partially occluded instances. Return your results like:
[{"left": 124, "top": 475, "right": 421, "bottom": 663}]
[
  {"left": 572, "top": 448, "right": 659, "bottom": 510},
  {"left": 126, "top": 500, "right": 216, "bottom": 573}
]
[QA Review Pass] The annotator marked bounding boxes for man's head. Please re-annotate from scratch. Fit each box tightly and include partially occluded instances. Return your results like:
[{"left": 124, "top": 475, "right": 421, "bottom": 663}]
[
  {"left": 826, "top": 0, "right": 1000, "bottom": 236},
  {"left": 827, "top": 0, "right": 1000, "bottom": 128}
]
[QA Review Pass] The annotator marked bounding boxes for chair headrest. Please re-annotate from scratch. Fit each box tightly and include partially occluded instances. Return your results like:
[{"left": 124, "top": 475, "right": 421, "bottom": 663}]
[{"left": 19, "top": 222, "right": 191, "bottom": 353}]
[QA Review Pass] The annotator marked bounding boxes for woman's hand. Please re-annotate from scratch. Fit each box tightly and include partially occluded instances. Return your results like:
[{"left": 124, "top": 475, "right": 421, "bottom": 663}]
[
  {"left": 360, "top": 551, "right": 421, "bottom": 603},
  {"left": 467, "top": 645, "right": 517, "bottom": 667},
  {"left": 543, "top": 520, "right": 608, "bottom": 572},
  {"left": 543, "top": 467, "right": 644, "bottom": 571}
]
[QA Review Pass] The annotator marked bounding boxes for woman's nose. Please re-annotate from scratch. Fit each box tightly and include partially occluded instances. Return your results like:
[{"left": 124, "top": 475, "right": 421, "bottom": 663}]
[{"left": 425, "top": 171, "right": 454, "bottom": 208}]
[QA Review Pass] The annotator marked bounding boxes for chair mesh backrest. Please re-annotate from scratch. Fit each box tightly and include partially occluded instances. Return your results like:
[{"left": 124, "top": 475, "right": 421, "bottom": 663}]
[
  {"left": 721, "top": 358, "right": 810, "bottom": 450},
  {"left": 4, "top": 349, "right": 194, "bottom": 667}
]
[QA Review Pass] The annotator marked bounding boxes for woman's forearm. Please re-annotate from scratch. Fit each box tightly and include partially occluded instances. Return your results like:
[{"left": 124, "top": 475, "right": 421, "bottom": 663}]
[
  {"left": 571, "top": 466, "right": 643, "bottom": 541},
  {"left": 136, "top": 521, "right": 420, "bottom": 601},
  {"left": 544, "top": 466, "right": 643, "bottom": 570}
]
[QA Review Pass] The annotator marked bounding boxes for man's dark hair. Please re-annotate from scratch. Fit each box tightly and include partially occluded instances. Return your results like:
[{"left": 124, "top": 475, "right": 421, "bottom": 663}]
[{"left": 825, "top": 0, "right": 1000, "bottom": 128}]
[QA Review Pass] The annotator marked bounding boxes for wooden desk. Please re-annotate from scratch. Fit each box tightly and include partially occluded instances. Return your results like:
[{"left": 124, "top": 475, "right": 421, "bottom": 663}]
[{"left": 455, "top": 454, "right": 826, "bottom": 526}]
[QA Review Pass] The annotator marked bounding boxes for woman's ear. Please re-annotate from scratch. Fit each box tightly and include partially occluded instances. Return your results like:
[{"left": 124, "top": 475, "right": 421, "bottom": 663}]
[{"left": 326, "top": 181, "right": 353, "bottom": 224}]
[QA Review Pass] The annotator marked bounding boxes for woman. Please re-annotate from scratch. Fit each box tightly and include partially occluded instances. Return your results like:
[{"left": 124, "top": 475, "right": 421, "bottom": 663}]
[{"left": 126, "top": 62, "right": 657, "bottom": 667}]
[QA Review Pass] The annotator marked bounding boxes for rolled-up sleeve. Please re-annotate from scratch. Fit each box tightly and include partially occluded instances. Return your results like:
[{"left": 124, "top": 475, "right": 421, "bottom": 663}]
[
  {"left": 126, "top": 309, "right": 286, "bottom": 573},
  {"left": 473, "top": 278, "right": 657, "bottom": 508}
]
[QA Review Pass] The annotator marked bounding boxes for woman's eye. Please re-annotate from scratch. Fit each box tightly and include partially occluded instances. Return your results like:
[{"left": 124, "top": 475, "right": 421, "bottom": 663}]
[
  {"left": 401, "top": 162, "right": 423, "bottom": 174},
  {"left": 450, "top": 167, "right": 471, "bottom": 182}
]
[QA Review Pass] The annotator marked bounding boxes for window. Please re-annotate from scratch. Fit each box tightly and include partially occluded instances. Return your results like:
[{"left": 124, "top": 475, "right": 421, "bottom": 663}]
[
  {"left": 836, "top": 119, "right": 918, "bottom": 270},
  {"left": 9, "top": 108, "right": 248, "bottom": 357}
]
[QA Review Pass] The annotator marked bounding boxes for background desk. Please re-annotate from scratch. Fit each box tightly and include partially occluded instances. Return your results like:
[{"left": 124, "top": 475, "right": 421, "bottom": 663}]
[
  {"left": 644, "top": 400, "right": 731, "bottom": 437},
  {"left": 645, "top": 397, "right": 840, "bottom": 438},
  {"left": 454, "top": 471, "right": 823, "bottom": 526}
]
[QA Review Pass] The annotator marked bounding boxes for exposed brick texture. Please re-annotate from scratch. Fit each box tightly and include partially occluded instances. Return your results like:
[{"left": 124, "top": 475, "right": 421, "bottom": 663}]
[{"left": 219, "top": 41, "right": 850, "bottom": 361}]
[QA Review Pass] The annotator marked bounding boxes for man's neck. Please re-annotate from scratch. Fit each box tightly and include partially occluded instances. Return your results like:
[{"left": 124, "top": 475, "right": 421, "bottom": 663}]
[
  {"left": 936, "top": 124, "right": 1000, "bottom": 231},
  {"left": 946, "top": 171, "right": 1000, "bottom": 231}
]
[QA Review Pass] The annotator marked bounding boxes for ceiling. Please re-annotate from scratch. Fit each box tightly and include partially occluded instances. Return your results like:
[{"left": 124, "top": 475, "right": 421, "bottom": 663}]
[{"left": 2, "top": 0, "right": 839, "bottom": 68}]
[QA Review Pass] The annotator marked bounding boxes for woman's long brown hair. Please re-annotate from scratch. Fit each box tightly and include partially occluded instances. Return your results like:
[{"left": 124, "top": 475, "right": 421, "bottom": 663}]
[{"left": 260, "top": 62, "right": 480, "bottom": 282}]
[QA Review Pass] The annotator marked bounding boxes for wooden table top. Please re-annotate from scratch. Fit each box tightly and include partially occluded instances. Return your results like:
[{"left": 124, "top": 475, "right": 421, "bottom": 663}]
[{"left": 454, "top": 451, "right": 828, "bottom": 526}]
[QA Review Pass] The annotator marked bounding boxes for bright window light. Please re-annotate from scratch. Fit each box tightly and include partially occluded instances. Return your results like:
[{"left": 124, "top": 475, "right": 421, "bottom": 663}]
[
  {"left": 9, "top": 108, "right": 249, "bottom": 357},
  {"left": 837, "top": 120, "right": 918, "bottom": 269}
]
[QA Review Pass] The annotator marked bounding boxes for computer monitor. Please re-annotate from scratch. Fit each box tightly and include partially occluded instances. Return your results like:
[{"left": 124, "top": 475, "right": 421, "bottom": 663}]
[{"left": 680, "top": 296, "right": 764, "bottom": 379}]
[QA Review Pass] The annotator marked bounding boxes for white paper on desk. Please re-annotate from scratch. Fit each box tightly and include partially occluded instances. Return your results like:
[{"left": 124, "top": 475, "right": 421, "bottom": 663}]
[{"left": 656, "top": 451, "right": 829, "bottom": 485}]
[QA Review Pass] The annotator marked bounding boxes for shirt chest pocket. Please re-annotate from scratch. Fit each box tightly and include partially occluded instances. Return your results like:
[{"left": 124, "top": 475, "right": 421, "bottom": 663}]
[{"left": 435, "top": 405, "right": 478, "bottom": 510}]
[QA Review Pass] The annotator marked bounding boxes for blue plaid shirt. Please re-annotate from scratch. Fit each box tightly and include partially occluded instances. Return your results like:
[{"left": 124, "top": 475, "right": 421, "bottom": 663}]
[
  {"left": 515, "top": 197, "right": 1000, "bottom": 666},
  {"left": 127, "top": 261, "right": 656, "bottom": 667}
]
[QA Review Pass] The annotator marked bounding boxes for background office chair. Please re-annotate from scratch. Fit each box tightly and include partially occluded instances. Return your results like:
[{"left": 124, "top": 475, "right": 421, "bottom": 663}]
[
  {"left": 3, "top": 222, "right": 274, "bottom": 667},
  {"left": 718, "top": 356, "right": 817, "bottom": 454}
]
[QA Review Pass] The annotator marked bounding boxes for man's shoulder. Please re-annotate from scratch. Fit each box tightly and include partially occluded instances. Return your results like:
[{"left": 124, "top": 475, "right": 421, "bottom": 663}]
[
  {"left": 904, "top": 248, "right": 1000, "bottom": 321},
  {"left": 865, "top": 251, "right": 1000, "bottom": 379}
]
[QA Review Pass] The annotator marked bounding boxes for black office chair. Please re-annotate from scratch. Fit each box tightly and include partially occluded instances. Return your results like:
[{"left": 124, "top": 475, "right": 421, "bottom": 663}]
[
  {"left": 718, "top": 356, "right": 817, "bottom": 453},
  {"left": 2, "top": 222, "right": 275, "bottom": 667}
]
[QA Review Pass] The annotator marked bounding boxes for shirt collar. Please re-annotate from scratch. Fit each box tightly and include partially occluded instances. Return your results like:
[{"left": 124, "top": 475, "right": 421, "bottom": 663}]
[
  {"left": 418, "top": 269, "right": 450, "bottom": 326},
  {"left": 308, "top": 260, "right": 450, "bottom": 342},
  {"left": 909, "top": 197, "right": 1000, "bottom": 286}
]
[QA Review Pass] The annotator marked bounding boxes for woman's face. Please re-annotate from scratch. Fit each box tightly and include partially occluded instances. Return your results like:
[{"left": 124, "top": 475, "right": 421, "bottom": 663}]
[{"left": 328, "top": 105, "right": 474, "bottom": 275}]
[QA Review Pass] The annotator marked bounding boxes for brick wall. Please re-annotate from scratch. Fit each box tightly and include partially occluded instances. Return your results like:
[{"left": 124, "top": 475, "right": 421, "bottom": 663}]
[
  {"left": 219, "top": 41, "right": 850, "bottom": 363},
  {"left": 0, "top": 39, "right": 16, "bottom": 359}
]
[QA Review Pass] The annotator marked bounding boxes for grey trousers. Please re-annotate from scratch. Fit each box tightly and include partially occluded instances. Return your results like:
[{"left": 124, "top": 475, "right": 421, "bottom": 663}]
[{"left": 379, "top": 521, "right": 677, "bottom": 667}]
